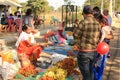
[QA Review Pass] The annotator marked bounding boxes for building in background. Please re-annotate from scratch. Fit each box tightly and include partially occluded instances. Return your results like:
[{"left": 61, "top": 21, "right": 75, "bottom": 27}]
[{"left": 0, "top": 0, "right": 22, "bottom": 16}]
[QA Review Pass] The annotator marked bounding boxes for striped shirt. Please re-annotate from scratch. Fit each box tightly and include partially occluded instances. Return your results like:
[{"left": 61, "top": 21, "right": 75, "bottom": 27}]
[{"left": 73, "top": 15, "right": 101, "bottom": 50}]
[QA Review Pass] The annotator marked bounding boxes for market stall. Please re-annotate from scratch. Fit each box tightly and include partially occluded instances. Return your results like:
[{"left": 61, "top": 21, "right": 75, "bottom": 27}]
[
  {"left": 0, "top": 45, "right": 80, "bottom": 80},
  {"left": 0, "top": 31, "right": 81, "bottom": 80}
]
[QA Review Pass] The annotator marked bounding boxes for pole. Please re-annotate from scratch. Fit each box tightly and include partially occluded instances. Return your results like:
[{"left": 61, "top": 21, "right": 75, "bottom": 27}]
[
  {"left": 114, "top": 0, "right": 115, "bottom": 11},
  {"left": 76, "top": 6, "right": 77, "bottom": 20},
  {"left": 109, "top": 0, "right": 113, "bottom": 16},
  {"left": 62, "top": 5, "right": 63, "bottom": 22},
  {"left": 72, "top": 6, "right": 73, "bottom": 28},
  {"left": 101, "top": 0, "right": 103, "bottom": 13},
  {"left": 66, "top": 5, "right": 68, "bottom": 30}
]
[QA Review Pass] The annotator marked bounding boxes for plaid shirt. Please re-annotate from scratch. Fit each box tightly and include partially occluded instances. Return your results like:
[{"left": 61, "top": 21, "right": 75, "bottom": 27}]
[{"left": 73, "top": 16, "right": 101, "bottom": 50}]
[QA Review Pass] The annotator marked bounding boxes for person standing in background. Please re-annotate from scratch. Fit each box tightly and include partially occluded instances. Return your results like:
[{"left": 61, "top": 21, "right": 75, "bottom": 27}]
[
  {"left": 103, "top": 9, "right": 112, "bottom": 26},
  {"left": 73, "top": 5, "right": 101, "bottom": 80},
  {"left": 23, "top": 9, "right": 35, "bottom": 29}
]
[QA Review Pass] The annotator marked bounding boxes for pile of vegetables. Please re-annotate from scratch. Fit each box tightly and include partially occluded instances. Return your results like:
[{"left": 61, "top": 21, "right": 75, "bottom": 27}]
[
  {"left": 41, "top": 66, "right": 67, "bottom": 80},
  {"left": 40, "top": 76, "right": 54, "bottom": 80},
  {"left": 18, "top": 65, "right": 37, "bottom": 77},
  {"left": 40, "top": 58, "right": 80, "bottom": 80},
  {"left": 54, "top": 57, "right": 79, "bottom": 75}
]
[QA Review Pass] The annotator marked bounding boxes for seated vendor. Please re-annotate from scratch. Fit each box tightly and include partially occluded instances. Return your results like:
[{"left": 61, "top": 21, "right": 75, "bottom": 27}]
[
  {"left": 43, "top": 22, "right": 68, "bottom": 46},
  {"left": 15, "top": 25, "right": 45, "bottom": 67},
  {"left": 57, "top": 22, "right": 67, "bottom": 44}
]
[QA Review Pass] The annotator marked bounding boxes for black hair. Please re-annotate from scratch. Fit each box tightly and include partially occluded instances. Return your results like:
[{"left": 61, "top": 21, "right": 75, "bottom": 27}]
[
  {"left": 94, "top": 13, "right": 102, "bottom": 20},
  {"left": 14, "top": 12, "right": 17, "bottom": 16},
  {"left": 22, "top": 25, "right": 28, "bottom": 31},
  {"left": 93, "top": 6, "right": 101, "bottom": 13},
  {"left": 2, "top": 15, "right": 5, "bottom": 17},
  {"left": 18, "top": 15, "right": 21, "bottom": 18},
  {"left": 93, "top": 6, "right": 101, "bottom": 18},
  {"left": 26, "top": 8, "right": 32, "bottom": 16},
  {"left": 83, "top": 5, "right": 93, "bottom": 14},
  {"left": 100, "top": 18, "right": 108, "bottom": 25},
  {"left": 10, "top": 14, "right": 13, "bottom": 16},
  {"left": 62, "top": 21, "right": 65, "bottom": 27},
  {"left": 97, "top": 15, "right": 108, "bottom": 24}
]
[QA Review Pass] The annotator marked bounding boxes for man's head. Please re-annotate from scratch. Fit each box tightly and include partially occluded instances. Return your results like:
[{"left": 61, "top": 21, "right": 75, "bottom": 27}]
[
  {"left": 83, "top": 5, "right": 93, "bottom": 14},
  {"left": 103, "top": 9, "right": 109, "bottom": 16},
  {"left": 82, "top": 5, "right": 93, "bottom": 18}
]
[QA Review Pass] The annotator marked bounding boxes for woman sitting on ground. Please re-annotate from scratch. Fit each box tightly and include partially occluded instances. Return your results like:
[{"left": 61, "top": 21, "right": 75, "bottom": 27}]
[
  {"left": 43, "top": 22, "right": 67, "bottom": 46},
  {"left": 15, "top": 25, "right": 45, "bottom": 67}
]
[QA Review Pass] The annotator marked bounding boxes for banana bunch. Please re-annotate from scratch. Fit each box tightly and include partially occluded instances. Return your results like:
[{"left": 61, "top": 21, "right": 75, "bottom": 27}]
[
  {"left": 43, "top": 66, "right": 67, "bottom": 80},
  {"left": 55, "top": 68, "right": 67, "bottom": 80},
  {"left": 43, "top": 71, "right": 56, "bottom": 79},
  {"left": 47, "top": 66, "right": 58, "bottom": 72}
]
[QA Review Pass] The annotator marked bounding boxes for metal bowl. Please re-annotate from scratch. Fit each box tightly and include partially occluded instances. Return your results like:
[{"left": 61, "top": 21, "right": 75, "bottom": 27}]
[{"left": 36, "top": 56, "right": 52, "bottom": 69}]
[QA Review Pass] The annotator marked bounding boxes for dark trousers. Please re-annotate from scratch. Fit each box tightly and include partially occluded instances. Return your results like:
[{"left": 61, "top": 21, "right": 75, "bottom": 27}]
[
  {"left": 77, "top": 51, "right": 97, "bottom": 80},
  {"left": 104, "top": 39, "right": 110, "bottom": 57}
]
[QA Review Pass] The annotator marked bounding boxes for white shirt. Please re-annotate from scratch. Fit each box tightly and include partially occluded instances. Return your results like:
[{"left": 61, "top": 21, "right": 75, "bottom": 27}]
[
  {"left": 15, "top": 31, "right": 35, "bottom": 47},
  {"left": 100, "top": 26, "right": 112, "bottom": 42}
]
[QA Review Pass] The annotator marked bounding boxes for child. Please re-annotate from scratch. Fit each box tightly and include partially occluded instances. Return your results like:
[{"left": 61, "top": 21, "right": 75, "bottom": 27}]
[
  {"left": 94, "top": 15, "right": 113, "bottom": 80},
  {"left": 99, "top": 15, "right": 113, "bottom": 58},
  {"left": 15, "top": 15, "right": 22, "bottom": 35},
  {"left": 99, "top": 18, "right": 113, "bottom": 42}
]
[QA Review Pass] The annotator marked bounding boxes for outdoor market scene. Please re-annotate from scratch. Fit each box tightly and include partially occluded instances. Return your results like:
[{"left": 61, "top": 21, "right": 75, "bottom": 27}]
[{"left": 0, "top": 0, "right": 120, "bottom": 80}]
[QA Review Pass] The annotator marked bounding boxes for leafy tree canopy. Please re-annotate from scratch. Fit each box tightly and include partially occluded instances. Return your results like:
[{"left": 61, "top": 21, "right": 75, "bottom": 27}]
[
  {"left": 84, "top": 0, "right": 120, "bottom": 12},
  {"left": 26, "top": 0, "right": 50, "bottom": 15}
]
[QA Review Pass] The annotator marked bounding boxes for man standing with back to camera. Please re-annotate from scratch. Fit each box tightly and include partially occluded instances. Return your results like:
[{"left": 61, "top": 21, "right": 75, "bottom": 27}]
[{"left": 73, "top": 5, "right": 101, "bottom": 80}]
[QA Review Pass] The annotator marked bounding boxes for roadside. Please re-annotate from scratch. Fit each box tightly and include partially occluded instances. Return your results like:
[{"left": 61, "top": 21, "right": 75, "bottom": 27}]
[{"left": 103, "top": 18, "right": 120, "bottom": 80}]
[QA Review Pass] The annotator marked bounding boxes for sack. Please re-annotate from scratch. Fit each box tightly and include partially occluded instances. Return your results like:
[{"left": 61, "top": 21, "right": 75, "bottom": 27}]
[{"left": 2, "top": 62, "right": 19, "bottom": 80}]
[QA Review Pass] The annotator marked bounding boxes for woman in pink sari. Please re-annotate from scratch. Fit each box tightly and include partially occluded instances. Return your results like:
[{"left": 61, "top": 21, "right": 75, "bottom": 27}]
[{"left": 57, "top": 22, "right": 67, "bottom": 44}]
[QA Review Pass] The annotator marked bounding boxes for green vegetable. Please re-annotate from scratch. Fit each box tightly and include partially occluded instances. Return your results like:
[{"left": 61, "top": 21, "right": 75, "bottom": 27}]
[{"left": 14, "top": 74, "right": 24, "bottom": 79}]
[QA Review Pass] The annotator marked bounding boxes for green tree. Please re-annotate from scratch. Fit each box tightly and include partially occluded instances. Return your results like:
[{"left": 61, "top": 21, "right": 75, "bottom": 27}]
[
  {"left": 27, "top": 0, "right": 49, "bottom": 15},
  {"left": 20, "top": 2, "right": 28, "bottom": 13},
  {"left": 64, "top": 0, "right": 72, "bottom": 5},
  {"left": 84, "top": 0, "right": 120, "bottom": 11},
  {"left": 84, "top": 0, "right": 109, "bottom": 9},
  {"left": 46, "top": 6, "right": 54, "bottom": 13},
  {"left": 115, "top": 0, "right": 120, "bottom": 11}
]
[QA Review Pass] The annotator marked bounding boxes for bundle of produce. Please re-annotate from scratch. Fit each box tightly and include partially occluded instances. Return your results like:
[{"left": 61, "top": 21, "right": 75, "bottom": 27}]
[
  {"left": 18, "top": 65, "right": 37, "bottom": 77},
  {"left": 41, "top": 66, "right": 67, "bottom": 80},
  {"left": 39, "top": 76, "right": 54, "bottom": 80},
  {"left": 0, "top": 50, "right": 14, "bottom": 64},
  {"left": 72, "top": 45, "right": 79, "bottom": 51},
  {"left": 54, "top": 57, "right": 80, "bottom": 75}
]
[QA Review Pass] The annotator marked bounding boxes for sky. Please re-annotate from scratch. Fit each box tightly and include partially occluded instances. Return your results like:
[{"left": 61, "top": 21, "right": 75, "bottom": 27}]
[
  {"left": 47, "top": 0, "right": 86, "bottom": 10},
  {"left": 18, "top": 0, "right": 86, "bottom": 10}
]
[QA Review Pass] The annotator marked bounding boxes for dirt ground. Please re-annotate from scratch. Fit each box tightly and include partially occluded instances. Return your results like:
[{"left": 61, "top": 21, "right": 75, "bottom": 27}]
[{"left": 102, "top": 17, "right": 120, "bottom": 80}]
